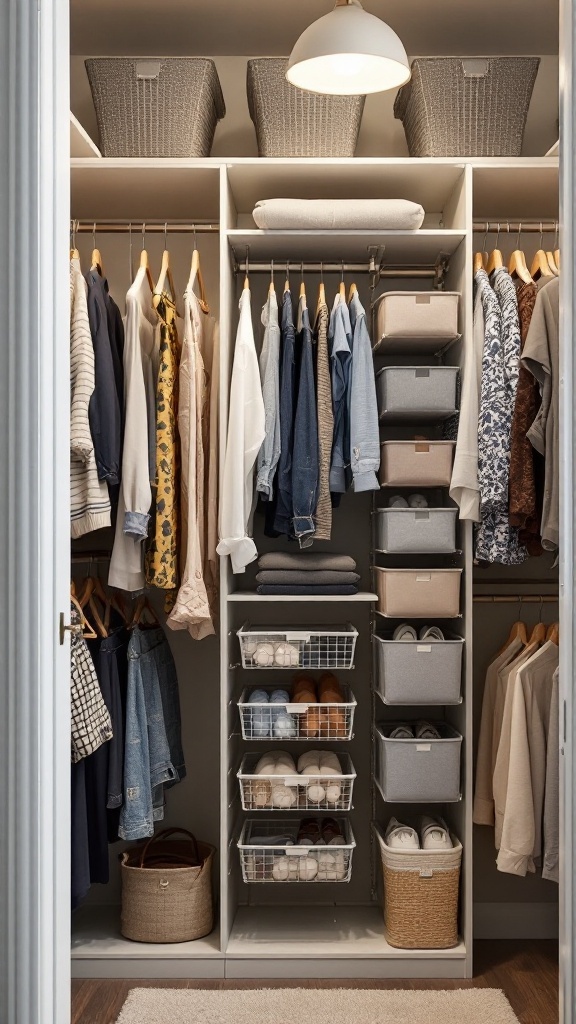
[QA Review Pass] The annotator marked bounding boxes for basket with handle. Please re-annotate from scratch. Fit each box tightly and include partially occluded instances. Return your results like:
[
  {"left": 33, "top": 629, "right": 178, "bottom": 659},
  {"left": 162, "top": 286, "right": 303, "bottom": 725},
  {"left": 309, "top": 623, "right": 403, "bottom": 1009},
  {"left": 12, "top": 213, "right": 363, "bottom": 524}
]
[{"left": 120, "top": 827, "right": 215, "bottom": 943}]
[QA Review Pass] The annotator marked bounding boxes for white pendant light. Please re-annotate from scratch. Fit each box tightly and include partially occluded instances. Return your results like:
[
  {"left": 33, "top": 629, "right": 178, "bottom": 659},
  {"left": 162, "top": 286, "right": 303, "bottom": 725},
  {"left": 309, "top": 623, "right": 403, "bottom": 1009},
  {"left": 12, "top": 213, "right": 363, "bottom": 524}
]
[{"left": 287, "top": 0, "right": 410, "bottom": 96}]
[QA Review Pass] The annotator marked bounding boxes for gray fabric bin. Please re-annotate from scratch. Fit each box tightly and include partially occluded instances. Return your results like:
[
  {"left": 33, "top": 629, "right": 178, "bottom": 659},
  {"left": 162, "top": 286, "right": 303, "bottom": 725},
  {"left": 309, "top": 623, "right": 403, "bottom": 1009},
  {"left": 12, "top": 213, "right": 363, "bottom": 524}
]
[
  {"left": 247, "top": 58, "right": 365, "bottom": 157},
  {"left": 376, "top": 366, "right": 459, "bottom": 422},
  {"left": 373, "top": 633, "right": 464, "bottom": 705},
  {"left": 85, "top": 58, "right": 225, "bottom": 157},
  {"left": 375, "top": 507, "right": 457, "bottom": 553},
  {"left": 375, "top": 724, "right": 462, "bottom": 802}
]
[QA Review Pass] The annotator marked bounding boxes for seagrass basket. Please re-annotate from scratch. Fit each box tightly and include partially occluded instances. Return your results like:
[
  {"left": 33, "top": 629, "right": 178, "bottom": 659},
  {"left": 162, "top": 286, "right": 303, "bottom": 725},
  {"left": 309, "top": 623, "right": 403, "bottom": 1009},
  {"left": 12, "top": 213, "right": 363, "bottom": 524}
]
[
  {"left": 247, "top": 58, "right": 365, "bottom": 157},
  {"left": 375, "top": 825, "right": 462, "bottom": 949},
  {"left": 85, "top": 58, "right": 225, "bottom": 157},
  {"left": 394, "top": 57, "right": 540, "bottom": 157}
]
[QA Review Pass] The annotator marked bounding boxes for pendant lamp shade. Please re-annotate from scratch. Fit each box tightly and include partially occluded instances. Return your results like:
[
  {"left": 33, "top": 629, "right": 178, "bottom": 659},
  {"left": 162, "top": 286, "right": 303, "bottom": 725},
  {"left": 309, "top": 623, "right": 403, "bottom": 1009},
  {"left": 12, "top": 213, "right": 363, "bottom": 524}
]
[{"left": 287, "top": 0, "right": 411, "bottom": 96}]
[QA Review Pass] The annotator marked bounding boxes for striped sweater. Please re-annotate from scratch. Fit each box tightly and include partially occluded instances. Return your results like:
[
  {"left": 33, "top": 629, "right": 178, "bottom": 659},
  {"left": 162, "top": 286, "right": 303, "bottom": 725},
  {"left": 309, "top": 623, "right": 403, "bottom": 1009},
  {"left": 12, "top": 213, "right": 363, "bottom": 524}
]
[{"left": 70, "top": 258, "right": 111, "bottom": 538}]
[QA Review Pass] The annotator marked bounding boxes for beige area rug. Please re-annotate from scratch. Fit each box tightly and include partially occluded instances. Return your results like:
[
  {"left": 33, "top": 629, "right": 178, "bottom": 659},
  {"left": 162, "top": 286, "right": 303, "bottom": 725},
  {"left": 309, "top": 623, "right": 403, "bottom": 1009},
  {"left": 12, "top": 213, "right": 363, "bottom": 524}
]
[{"left": 116, "top": 987, "right": 519, "bottom": 1024}]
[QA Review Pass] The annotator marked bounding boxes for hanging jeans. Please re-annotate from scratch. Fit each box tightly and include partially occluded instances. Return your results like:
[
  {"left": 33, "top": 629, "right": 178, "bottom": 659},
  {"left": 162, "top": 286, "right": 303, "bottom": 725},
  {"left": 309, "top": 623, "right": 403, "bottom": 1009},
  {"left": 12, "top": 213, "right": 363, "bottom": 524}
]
[{"left": 119, "top": 626, "right": 185, "bottom": 841}]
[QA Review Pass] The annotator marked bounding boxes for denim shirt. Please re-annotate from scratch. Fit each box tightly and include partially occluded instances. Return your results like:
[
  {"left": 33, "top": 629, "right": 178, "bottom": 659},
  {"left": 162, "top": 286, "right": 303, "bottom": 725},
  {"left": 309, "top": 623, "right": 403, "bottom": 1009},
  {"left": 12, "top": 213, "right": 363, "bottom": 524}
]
[
  {"left": 291, "top": 297, "right": 319, "bottom": 543},
  {"left": 273, "top": 290, "right": 297, "bottom": 535},
  {"left": 256, "top": 288, "right": 282, "bottom": 499},
  {"left": 329, "top": 295, "right": 352, "bottom": 493},
  {"left": 349, "top": 291, "right": 380, "bottom": 491}
]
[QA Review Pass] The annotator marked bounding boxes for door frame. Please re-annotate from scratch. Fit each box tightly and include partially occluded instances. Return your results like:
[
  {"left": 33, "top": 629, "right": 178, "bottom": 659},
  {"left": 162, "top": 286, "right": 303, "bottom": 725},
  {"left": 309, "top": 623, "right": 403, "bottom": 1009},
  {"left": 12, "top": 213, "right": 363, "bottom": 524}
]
[{"left": 0, "top": 2, "right": 572, "bottom": 1022}]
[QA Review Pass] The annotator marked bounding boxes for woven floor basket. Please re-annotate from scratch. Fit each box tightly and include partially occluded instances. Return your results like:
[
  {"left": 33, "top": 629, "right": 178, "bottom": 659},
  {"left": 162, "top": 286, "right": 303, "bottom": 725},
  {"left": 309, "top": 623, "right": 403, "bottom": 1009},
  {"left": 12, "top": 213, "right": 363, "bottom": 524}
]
[
  {"left": 247, "top": 58, "right": 365, "bottom": 158},
  {"left": 120, "top": 829, "right": 215, "bottom": 943},
  {"left": 376, "top": 828, "right": 462, "bottom": 949},
  {"left": 85, "top": 58, "right": 226, "bottom": 158},
  {"left": 394, "top": 57, "right": 540, "bottom": 157}
]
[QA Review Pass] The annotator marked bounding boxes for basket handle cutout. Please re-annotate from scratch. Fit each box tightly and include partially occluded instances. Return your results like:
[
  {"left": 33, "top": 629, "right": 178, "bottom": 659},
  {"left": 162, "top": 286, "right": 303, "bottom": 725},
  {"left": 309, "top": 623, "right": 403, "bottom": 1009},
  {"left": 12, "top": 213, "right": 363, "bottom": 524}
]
[
  {"left": 461, "top": 58, "right": 489, "bottom": 78},
  {"left": 135, "top": 60, "right": 163, "bottom": 80}
]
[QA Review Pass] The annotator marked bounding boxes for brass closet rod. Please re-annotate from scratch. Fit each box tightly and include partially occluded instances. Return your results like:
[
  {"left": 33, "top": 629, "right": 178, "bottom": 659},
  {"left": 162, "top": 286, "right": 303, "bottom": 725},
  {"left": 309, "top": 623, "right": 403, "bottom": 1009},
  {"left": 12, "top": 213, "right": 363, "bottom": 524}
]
[
  {"left": 234, "top": 261, "right": 441, "bottom": 278},
  {"left": 473, "top": 594, "right": 558, "bottom": 603},
  {"left": 71, "top": 220, "right": 220, "bottom": 233},
  {"left": 473, "top": 220, "right": 558, "bottom": 233}
]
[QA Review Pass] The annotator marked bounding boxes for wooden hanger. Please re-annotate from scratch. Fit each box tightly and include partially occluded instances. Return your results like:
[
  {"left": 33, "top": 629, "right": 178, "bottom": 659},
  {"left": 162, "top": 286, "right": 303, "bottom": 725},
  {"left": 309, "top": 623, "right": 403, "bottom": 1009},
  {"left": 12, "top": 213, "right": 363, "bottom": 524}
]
[
  {"left": 486, "top": 247, "right": 504, "bottom": 274},
  {"left": 153, "top": 233, "right": 183, "bottom": 318},
  {"left": 348, "top": 282, "right": 358, "bottom": 303},
  {"left": 187, "top": 247, "right": 210, "bottom": 314},
  {"left": 547, "top": 622, "right": 559, "bottom": 645},
  {"left": 545, "top": 250, "right": 559, "bottom": 276},
  {"left": 508, "top": 249, "right": 533, "bottom": 284},
  {"left": 284, "top": 261, "right": 290, "bottom": 294},
  {"left": 529, "top": 621, "right": 548, "bottom": 645},
  {"left": 531, "top": 228, "right": 554, "bottom": 280},
  {"left": 70, "top": 591, "right": 98, "bottom": 640},
  {"left": 129, "top": 595, "right": 160, "bottom": 629},
  {"left": 317, "top": 263, "right": 325, "bottom": 308},
  {"left": 339, "top": 262, "right": 346, "bottom": 301},
  {"left": 299, "top": 264, "right": 306, "bottom": 306},
  {"left": 554, "top": 249, "right": 560, "bottom": 271},
  {"left": 90, "top": 223, "right": 103, "bottom": 275},
  {"left": 474, "top": 251, "right": 486, "bottom": 273},
  {"left": 497, "top": 619, "right": 528, "bottom": 656}
]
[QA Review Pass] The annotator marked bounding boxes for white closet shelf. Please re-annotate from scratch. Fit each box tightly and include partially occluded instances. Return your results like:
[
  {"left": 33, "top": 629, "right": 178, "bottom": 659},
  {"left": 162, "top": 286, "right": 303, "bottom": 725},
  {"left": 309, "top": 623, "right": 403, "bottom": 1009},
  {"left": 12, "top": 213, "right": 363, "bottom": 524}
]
[
  {"left": 228, "top": 592, "right": 378, "bottom": 602},
  {"left": 227, "top": 905, "right": 466, "bottom": 964},
  {"left": 227, "top": 229, "right": 465, "bottom": 263},
  {"left": 71, "top": 905, "right": 221, "bottom": 962},
  {"left": 70, "top": 113, "right": 101, "bottom": 158}
]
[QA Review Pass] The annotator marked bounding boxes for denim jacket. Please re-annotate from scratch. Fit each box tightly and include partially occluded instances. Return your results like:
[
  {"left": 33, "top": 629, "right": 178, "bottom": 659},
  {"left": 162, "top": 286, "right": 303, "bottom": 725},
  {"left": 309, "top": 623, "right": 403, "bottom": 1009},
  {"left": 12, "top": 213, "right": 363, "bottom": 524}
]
[
  {"left": 329, "top": 296, "right": 352, "bottom": 493},
  {"left": 256, "top": 289, "right": 282, "bottom": 499},
  {"left": 349, "top": 291, "right": 380, "bottom": 491},
  {"left": 273, "top": 291, "right": 296, "bottom": 535},
  {"left": 291, "top": 297, "right": 319, "bottom": 543}
]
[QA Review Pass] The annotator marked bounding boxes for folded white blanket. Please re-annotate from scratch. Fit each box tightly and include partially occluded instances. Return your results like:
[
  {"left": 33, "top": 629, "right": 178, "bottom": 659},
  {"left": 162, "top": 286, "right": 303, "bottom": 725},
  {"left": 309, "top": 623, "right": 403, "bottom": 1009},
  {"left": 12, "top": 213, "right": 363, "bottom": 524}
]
[{"left": 253, "top": 198, "right": 425, "bottom": 231}]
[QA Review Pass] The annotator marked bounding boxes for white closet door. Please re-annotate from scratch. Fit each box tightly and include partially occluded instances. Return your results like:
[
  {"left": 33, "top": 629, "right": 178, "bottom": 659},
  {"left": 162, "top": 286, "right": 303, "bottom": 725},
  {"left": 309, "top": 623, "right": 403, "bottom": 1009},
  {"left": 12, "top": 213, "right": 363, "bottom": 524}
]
[{"left": 0, "top": 0, "right": 71, "bottom": 1023}]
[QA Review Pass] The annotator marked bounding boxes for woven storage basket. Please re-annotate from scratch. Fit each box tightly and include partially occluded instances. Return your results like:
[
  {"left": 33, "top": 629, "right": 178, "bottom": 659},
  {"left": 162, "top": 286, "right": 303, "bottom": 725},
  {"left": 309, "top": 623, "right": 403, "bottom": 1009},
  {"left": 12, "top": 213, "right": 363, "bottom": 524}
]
[
  {"left": 120, "top": 828, "right": 215, "bottom": 943},
  {"left": 394, "top": 57, "right": 540, "bottom": 157},
  {"left": 85, "top": 58, "right": 225, "bottom": 157},
  {"left": 375, "top": 826, "right": 462, "bottom": 949},
  {"left": 247, "top": 58, "right": 365, "bottom": 157}
]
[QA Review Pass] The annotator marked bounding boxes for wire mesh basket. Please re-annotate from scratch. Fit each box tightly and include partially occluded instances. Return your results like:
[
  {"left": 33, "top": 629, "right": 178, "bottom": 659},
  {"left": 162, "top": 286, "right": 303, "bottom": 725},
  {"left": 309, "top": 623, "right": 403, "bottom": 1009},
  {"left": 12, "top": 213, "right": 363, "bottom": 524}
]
[
  {"left": 237, "top": 686, "right": 357, "bottom": 742},
  {"left": 237, "top": 623, "right": 358, "bottom": 670},
  {"left": 238, "top": 819, "right": 356, "bottom": 882},
  {"left": 237, "top": 753, "right": 357, "bottom": 811}
]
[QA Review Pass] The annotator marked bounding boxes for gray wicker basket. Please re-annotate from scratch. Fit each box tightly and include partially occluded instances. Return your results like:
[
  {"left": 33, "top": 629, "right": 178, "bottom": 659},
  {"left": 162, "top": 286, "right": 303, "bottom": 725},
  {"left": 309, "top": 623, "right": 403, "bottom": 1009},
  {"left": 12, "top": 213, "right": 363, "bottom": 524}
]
[
  {"left": 85, "top": 58, "right": 226, "bottom": 157},
  {"left": 394, "top": 57, "right": 540, "bottom": 157},
  {"left": 247, "top": 58, "right": 365, "bottom": 158}
]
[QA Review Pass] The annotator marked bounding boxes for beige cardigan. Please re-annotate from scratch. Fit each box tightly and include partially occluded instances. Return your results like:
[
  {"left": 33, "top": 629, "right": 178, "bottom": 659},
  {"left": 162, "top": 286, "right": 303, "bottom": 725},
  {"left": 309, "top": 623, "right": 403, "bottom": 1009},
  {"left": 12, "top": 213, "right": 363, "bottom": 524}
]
[{"left": 494, "top": 641, "right": 559, "bottom": 876}]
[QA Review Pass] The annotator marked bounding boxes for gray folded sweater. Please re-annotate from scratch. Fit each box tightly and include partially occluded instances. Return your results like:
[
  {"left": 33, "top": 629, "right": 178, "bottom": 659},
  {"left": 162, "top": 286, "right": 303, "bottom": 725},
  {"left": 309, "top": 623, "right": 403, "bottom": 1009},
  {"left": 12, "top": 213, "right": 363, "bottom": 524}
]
[
  {"left": 256, "top": 570, "right": 360, "bottom": 586},
  {"left": 257, "top": 552, "right": 357, "bottom": 572}
]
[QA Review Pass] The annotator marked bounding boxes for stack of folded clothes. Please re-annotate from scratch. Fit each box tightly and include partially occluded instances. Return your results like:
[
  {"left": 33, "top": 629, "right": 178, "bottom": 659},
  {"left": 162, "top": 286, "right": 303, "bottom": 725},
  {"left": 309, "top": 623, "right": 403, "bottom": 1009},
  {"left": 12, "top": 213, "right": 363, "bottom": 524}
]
[{"left": 256, "top": 552, "right": 360, "bottom": 595}]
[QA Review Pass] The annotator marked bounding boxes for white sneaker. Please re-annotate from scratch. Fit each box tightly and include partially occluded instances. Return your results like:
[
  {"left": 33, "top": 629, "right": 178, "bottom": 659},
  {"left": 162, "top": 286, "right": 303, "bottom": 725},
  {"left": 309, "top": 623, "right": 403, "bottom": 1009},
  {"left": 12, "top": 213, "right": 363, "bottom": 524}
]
[
  {"left": 386, "top": 817, "right": 420, "bottom": 850},
  {"left": 419, "top": 625, "right": 445, "bottom": 642},
  {"left": 420, "top": 816, "right": 453, "bottom": 851},
  {"left": 393, "top": 623, "right": 418, "bottom": 642},
  {"left": 408, "top": 493, "right": 428, "bottom": 508},
  {"left": 388, "top": 494, "right": 409, "bottom": 508}
]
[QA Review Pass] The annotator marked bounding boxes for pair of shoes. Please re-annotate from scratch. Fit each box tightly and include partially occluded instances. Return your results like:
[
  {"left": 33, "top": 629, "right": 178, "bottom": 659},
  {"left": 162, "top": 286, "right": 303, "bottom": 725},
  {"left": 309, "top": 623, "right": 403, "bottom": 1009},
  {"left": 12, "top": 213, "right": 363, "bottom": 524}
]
[
  {"left": 393, "top": 624, "right": 445, "bottom": 642},
  {"left": 297, "top": 816, "right": 346, "bottom": 846},
  {"left": 389, "top": 720, "right": 441, "bottom": 740},
  {"left": 388, "top": 493, "right": 428, "bottom": 509},
  {"left": 385, "top": 815, "right": 453, "bottom": 851}
]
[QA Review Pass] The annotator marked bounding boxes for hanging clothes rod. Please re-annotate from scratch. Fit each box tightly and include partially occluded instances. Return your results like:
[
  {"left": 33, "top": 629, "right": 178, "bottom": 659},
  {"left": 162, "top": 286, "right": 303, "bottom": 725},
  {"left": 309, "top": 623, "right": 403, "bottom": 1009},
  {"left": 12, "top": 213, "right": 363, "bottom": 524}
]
[
  {"left": 71, "top": 553, "right": 111, "bottom": 564},
  {"left": 233, "top": 261, "right": 440, "bottom": 278},
  {"left": 71, "top": 221, "right": 220, "bottom": 233},
  {"left": 472, "top": 220, "right": 558, "bottom": 233}
]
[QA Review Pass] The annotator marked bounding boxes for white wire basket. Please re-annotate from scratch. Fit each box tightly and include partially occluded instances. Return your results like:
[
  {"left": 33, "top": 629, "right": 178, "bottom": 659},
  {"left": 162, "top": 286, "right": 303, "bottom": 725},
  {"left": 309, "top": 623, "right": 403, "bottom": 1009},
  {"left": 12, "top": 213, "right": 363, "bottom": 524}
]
[
  {"left": 237, "top": 623, "right": 358, "bottom": 670},
  {"left": 237, "top": 686, "right": 357, "bottom": 741},
  {"left": 237, "top": 753, "right": 357, "bottom": 811},
  {"left": 238, "top": 819, "right": 356, "bottom": 883}
]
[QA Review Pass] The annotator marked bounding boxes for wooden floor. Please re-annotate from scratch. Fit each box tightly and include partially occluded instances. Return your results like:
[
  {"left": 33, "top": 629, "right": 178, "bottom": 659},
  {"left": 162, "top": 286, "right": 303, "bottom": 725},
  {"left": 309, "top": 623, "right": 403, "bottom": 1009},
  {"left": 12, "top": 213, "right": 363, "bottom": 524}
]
[{"left": 71, "top": 941, "right": 559, "bottom": 1024}]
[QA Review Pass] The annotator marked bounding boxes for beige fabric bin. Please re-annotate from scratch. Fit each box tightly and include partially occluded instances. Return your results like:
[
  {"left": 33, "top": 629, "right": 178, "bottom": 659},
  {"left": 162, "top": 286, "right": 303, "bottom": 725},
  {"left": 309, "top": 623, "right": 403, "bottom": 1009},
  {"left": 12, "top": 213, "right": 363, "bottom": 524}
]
[
  {"left": 379, "top": 441, "right": 455, "bottom": 488},
  {"left": 375, "top": 292, "right": 460, "bottom": 342},
  {"left": 375, "top": 567, "right": 462, "bottom": 618},
  {"left": 375, "top": 825, "right": 462, "bottom": 949}
]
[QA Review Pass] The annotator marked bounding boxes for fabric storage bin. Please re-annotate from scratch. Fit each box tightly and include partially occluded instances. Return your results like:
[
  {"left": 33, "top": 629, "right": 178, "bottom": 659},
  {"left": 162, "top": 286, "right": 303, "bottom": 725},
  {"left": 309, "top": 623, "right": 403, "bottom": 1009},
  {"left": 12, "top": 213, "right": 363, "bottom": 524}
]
[
  {"left": 237, "top": 686, "right": 357, "bottom": 742},
  {"left": 375, "top": 507, "right": 458, "bottom": 554},
  {"left": 375, "top": 568, "right": 462, "bottom": 618},
  {"left": 377, "top": 366, "right": 459, "bottom": 422},
  {"left": 247, "top": 58, "right": 365, "bottom": 157},
  {"left": 375, "top": 825, "right": 462, "bottom": 948},
  {"left": 375, "top": 723, "right": 462, "bottom": 802},
  {"left": 373, "top": 632, "right": 464, "bottom": 705},
  {"left": 380, "top": 441, "right": 455, "bottom": 488},
  {"left": 120, "top": 829, "right": 215, "bottom": 943},
  {"left": 374, "top": 292, "right": 460, "bottom": 348},
  {"left": 238, "top": 819, "right": 356, "bottom": 882},
  {"left": 394, "top": 57, "right": 540, "bottom": 157},
  {"left": 237, "top": 753, "right": 357, "bottom": 812},
  {"left": 85, "top": 58, "right": 225, "bottom": 157},
  {"left": 237, "top": 623, "right": 358, "bottom": 670}
]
